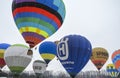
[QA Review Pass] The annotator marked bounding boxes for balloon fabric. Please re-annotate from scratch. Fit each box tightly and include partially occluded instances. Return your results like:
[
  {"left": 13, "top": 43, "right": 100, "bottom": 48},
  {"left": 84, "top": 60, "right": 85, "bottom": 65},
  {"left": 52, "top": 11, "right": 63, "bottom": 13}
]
[
  {"left": 0, "top": 43, "right": 10, "bottom": 69},
  {"left": 90, "top": 47, "right": 109, "bottom": 70},
  {"left": 106, "top": 63, "right": 119, "bottom": 78},
  {"left": 57, "top": 35, "right": 92, "bottom": 78},
  {"left": 112, "top": 49, "right": 120, "bottom": 72},
  {"left": 39, "top": 41, "right": 57, "bottom": 64},
  {"left": 12, "top": 0, "right": 66, "bottom": 48}
]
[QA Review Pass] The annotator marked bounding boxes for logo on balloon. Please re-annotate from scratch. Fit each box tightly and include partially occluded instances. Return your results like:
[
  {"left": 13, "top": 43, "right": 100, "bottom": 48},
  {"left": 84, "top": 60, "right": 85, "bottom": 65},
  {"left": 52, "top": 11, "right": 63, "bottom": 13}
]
[{"left": 57, "top": 38, "right": 69, "bottom": 60}]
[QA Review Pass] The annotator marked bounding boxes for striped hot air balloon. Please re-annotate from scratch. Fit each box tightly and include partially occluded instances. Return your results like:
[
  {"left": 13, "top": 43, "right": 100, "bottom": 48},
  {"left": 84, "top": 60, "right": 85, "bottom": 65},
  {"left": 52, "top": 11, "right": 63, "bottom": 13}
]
[
  {"left": 0, "top": 43, "right": 10, "bottom": 69},
  {"left": 90, "top": 47, "right": 109, "bottom": 70},
  {"left": 4, "top": 44, "right": 33, "bottom": 74},
  {"left": 12, "top": 0, "right": 66, "bottom": 48},
  {"left": 106, "top": 63, "right": 119, "bottom": 78},
  {"left": 112, "top": 49, "right": 120, "bottom": 72},
  {"left": 39, "top": 41, "right": 57, "bottom": 64}
]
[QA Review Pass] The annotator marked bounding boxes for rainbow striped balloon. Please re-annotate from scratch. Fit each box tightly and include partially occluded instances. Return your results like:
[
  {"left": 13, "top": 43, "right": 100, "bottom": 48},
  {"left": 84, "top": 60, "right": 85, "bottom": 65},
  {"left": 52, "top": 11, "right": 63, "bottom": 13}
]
[
  {"left": 112, "top": 49, "right": 120, "bottom": 72},
  {"left": 12, "top": 0, "right": 66, "bottom": 48},
  {"left": 0, "top": 43, "right": 10, "bottom": 69}
]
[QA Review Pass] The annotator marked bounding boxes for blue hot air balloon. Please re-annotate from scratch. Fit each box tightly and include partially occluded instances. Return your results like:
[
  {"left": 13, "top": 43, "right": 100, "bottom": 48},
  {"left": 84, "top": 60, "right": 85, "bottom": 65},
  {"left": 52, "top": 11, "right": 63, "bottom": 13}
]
[
  {"left": 39, "top": 41, "right": 57, "bottom": 64},
  {"left": 0, "top": 43, "right": 10, "bottom": 69},
  {"left": 57, "top": 35, "right": 92, "bottom": 78},
  {"left": 106, "top": 63, "right": 119, "bottom": 78}
]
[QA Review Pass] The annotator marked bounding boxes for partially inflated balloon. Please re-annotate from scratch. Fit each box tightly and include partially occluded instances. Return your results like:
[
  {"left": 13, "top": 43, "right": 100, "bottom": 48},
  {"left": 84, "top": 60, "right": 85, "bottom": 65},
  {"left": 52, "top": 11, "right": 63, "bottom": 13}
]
[
  {"left": 39, "top": 41, "right": 57, "bottom": 64},
  {"left": 112, "top": 49, "right": 120, "bottom": 72},
  {"left": 33, "top": 60, "right": 47, "bottom": 75},
  {"left": 4, "top": 44, "right": 33, "bottom": 74},
  {"left": 0, "top": 43, "right": 10, "bottom": 69},
  {"left": 12, "top": 0, "right": 66, "bottom": 48},
  {"left": 106, "top": 63, "right": 119, "bottom": 78},
  {"left": 57, "top": 35, "right": 92, "bottom": 78}
]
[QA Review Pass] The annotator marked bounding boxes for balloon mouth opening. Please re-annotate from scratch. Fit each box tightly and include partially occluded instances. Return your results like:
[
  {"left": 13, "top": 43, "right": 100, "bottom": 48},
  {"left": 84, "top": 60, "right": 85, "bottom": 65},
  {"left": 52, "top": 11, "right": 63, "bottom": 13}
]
[
  {"left": 26, "top": 41, "right": 35, "bottom": 48},
  {"left": 70, "top": 74, "right": 75, "bottom": 78},
  {"left": 27, "top": 49, "right": 33, "bottom": 56}
]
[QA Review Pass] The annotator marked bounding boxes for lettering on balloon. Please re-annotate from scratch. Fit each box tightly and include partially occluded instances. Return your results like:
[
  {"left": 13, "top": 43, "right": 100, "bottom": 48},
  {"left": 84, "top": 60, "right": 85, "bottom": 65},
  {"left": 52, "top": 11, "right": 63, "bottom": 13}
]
[
  {"left": 34, "top": 66, "right": 42, "bottom": 70},
  {"left": 96, "top": 51, "right": 108, "bottom": 59},
  {"left": 57, "top": 38, "right": 69, "bottom": 60}
]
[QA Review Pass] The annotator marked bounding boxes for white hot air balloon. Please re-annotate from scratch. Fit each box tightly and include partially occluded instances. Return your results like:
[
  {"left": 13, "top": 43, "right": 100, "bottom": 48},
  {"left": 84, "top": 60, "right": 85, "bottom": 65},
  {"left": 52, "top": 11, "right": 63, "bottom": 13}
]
[
  {"left": 4, "top": 44, "right": 33, "bottom": 74},
  {"left": 33, "top": 60, "right": 47, "bottom": 76}
]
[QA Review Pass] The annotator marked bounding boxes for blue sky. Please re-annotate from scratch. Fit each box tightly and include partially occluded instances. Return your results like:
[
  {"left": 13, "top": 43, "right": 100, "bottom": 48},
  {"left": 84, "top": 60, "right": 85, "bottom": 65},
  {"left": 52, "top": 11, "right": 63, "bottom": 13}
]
[{"left": 0, "top": 0, "right": 120, "bottom": 73}]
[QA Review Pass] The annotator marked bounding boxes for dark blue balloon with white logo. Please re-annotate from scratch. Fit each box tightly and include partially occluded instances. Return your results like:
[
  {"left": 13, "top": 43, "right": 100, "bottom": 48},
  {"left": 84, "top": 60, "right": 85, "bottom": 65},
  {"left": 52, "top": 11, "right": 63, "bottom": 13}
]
[{"left": 57, "top": 35, "right": 92, "bottom": 78}]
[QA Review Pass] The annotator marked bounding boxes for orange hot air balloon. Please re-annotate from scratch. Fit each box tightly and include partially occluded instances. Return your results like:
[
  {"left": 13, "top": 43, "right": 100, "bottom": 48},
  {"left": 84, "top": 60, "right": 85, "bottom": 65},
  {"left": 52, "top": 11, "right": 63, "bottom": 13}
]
[
  {"left": 90, "top": 47, "right": 109, "bottom": 70},
  {"left": 112, "top": 49, "right": 120, "bottom": 72}
]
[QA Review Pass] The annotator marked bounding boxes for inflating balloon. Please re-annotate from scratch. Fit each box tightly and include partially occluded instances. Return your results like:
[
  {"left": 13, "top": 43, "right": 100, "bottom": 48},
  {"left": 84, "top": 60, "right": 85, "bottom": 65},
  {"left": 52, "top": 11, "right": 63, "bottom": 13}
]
[
  {"left": 90, "top": 47, "right": 109, "bottom": 70},
  {"left": 39, "top": 41, "right": 57, "bottom": 64},
  {"left": 4, "top": 44, "right": 33, "bottom": 74},
  {"left": 12, "top": 0, "right": 66, "bottom": 48},
  {"left": 0, "top": 43, "right": 10, "bottom": 69},
  {"left": 57, "top": 34, "right": 92, "bottom": 78},
  {"left": 112, "top": 49, "right": 120, "bottom": 72},
  {"left": 33, "top": 60, "right": 47, "bottom": 76},
  {"left": 106, "top": 63, "right": 119, "bottom": 78}
]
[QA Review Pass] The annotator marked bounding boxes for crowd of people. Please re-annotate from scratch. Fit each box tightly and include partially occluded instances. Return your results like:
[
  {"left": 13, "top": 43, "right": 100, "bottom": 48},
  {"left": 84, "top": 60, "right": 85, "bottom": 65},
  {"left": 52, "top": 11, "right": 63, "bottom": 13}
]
[{"left": 0, "top": 70, "right": 119, "bottom": 78}]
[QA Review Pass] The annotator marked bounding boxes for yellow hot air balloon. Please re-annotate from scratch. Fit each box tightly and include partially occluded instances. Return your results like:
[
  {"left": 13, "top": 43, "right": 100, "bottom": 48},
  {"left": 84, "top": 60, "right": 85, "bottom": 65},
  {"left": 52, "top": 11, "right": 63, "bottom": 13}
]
[{"left": 90, "top": 47, "right": 109, "bottom": 70}]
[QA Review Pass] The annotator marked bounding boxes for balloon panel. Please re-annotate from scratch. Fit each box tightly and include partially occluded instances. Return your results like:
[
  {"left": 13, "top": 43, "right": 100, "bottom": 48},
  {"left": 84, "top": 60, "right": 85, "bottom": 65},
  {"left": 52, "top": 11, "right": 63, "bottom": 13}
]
[
  {"left": 4, "top": 44, "right": 32, "bottom": 73},
  {"left": 91, "top": 47, "right": 109, "bottom": 70},
  {"left": 112, "top": 49, "right": 120, "bottom": 72},
  {"left": 39, "top": 41, "right": 57, "bottom": 64},
  {"left": 12, "top": 0, "right": 66, "bottom": 48},
  {"left": 106, "top": 63, "right": 119, "bottom": 77},
  {"left": 57, "top": 35, "right": 92, "bottom": 76},
  {"left": 0, "top": 43, "right": 10, "bottom": 68}
]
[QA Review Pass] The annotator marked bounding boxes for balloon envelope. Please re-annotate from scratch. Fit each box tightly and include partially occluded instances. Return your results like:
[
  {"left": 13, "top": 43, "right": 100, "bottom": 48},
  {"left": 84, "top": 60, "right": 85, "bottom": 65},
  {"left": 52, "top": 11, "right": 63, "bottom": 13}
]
[
  {"left": 112, "top": 49, "right": 120, "bottom": 72},
  {"left": 57, "top": 35, "right": 92, "bottom": 77},
  {"left": 106, "top": 63, "right": 119, "bottom": 78},
  {"left": 0, "top": 43, "right": 10, "bottom": 69},
  {"left": 90, "top": 47, "right": 109, "bottom": 70},
  {"left": 4, "top": 44, "right": 32, "bottom": 73},
  {"left": 33, "top": 60, "right": 47, "bottom": 75},
  {"left": 39, "top": 41, "right": 57, "bottom": 64},
  {"left": 12, "top": 0, "right": 66, "bottom": 48}
]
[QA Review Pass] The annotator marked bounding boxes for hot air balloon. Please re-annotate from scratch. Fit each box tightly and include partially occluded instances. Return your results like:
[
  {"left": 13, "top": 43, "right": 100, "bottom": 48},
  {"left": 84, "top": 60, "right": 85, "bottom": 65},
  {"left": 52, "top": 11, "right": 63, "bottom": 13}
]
[
  {"left": 4, "top": 44, "right": 33, "bottom": 74},
  {"left": 57, "top": 34, "right": 92, "bottom": 78},
  {"left": 12, "top": 0, "right": 66, "bottom": 48},
  {"left": 112, "top": 49, "right": 120, "bottom": 72},
  {"left": 0, "top": 43, "right": 10, "bottom": 69},
  {"left": 33, "top": 60, "right": 47, "bottom": 77},
  {"left": 106, "top": 63, "right": 119, "bottom": 78},
  {"left": 90, "top": 47, "right": 109, "bottom": 71},
  {"left": 39, "top": 41, "right": 57, "bottom": 64}
]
